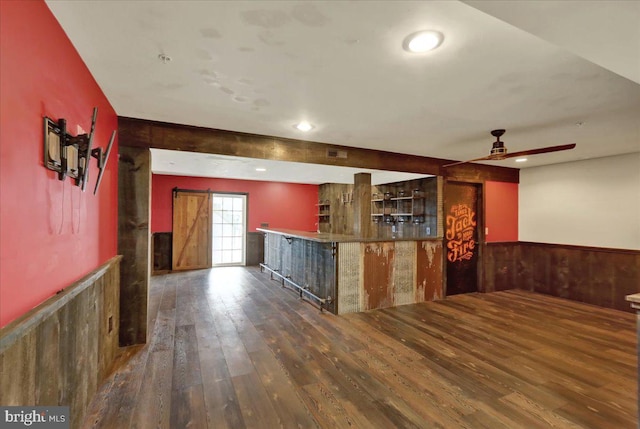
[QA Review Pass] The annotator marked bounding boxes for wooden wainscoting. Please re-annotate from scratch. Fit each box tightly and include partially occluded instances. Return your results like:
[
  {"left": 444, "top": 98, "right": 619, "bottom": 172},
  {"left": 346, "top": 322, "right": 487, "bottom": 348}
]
[
  {"left": 483, "top": 242, "right": 521, "bottom": 293},
  {"left": 318, "top": 183, "right": 354, "bottom": 235},
  {"left": 484, "top": 242, "right": 640, "bottom": 312},
  {"left": 246, "top": 231, "right": 264, "bottom": 266},
  {"left": 152, "top": 232, "right": 264, "bottom": 271},
  {"left": 0, "top": 256, "right": 122, "bottom": 429},
  {"left": 152, "top": 232, "right": 172, "bottom": 273}
]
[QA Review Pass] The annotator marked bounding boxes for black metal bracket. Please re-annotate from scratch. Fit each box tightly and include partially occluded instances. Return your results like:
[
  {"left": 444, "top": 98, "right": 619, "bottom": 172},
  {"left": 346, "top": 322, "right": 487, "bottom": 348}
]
[{"left": 43, "top": 107, "right": 113, "bottom": 193}]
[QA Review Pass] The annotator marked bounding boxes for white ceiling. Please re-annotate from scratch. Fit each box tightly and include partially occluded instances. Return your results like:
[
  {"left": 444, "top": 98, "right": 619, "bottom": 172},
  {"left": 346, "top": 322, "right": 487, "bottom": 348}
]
[
  {"left": 46, "top": 0, "right": 640, "bottom": 182},
  {"left": 151, "top": 149, "right": 430, "bottom": 185},
  {"left": 463, "top": 1, "right": 640, "bottom": 85}
]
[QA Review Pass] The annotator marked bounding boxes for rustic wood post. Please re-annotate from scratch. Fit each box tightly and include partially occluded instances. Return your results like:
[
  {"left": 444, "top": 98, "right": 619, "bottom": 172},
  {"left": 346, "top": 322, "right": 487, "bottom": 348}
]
[
  {"left": 118, "top": 146, "right": 150, "bottom": 345},
  {"left": 353, "top": 173, "right": 372, "bottom": 238}
]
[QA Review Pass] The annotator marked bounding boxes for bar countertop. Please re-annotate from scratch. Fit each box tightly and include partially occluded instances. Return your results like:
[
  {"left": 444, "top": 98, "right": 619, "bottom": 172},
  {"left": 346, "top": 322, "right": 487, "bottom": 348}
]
[{"left": 257, "top": 227, "right": 439, "bottom": 243}]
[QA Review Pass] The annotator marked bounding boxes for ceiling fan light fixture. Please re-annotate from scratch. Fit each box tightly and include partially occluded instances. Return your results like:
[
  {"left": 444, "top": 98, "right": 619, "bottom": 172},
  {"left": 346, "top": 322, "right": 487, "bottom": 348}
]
[
  {"left": 489, "top": 129, "right": 507, "bottom": 157},
  {"left": 490, "top": 143, "right": 507, "bottom": 157},
  {"left": 403, "top": 30, "right": 444, "bottom": 53}
]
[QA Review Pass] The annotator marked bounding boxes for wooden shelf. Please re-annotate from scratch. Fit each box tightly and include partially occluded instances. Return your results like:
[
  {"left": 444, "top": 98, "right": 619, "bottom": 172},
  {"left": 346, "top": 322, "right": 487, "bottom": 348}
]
[
  {"left": 316, "top": 200, "right": 331, "bottom": 226},
  {"left": 371, "top": 193, "right": 426, "bottom": 224}
]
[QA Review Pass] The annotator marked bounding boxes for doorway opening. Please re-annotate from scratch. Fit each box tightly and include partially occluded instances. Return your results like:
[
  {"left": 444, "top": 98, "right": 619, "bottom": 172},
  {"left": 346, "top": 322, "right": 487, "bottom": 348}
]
[{"left": 212, "top": 193, "right": 247, "bottom": 266}]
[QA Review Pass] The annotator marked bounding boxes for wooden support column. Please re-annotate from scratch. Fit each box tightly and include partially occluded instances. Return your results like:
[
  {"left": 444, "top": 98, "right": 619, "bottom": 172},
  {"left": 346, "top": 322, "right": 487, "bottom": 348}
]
[
  {"left": 353, "top": 173, "right": 372, "bottom": 238},
  {"left": 625, "top": 293, "right": 640, "bottom": 429},
  {"left": 118, "top": 146, "right": 150, "bottom": 346}
]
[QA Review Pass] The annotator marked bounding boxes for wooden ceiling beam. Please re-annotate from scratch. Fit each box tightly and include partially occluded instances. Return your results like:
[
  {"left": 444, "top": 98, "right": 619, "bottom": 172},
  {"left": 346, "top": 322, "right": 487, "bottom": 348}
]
[{"left": 118, "top": 116, "right": 519, "bottom": 183}]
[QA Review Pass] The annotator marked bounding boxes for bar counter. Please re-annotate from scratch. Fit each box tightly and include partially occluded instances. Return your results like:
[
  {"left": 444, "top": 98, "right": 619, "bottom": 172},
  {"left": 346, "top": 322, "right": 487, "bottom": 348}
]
[
  {"left": 257, "top": 227, "right": 434, "bottom": 243},
  {"left": 258, "top": 228, "right": 444, "bottom": 314}
]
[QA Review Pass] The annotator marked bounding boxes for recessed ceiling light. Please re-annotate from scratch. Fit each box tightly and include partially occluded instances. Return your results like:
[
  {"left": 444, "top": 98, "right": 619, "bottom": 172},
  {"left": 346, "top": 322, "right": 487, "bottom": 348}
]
[
  {"left": 403, "top": 30, "right": 444, "bottom": 53},
  {"left": 294, "top": 121, "right": 314, "bottom": 132},
  {"left": 515, "top": 158, "right": 528, "bottom": 163},
  {"left": 255, "top": 167, "right": 266, "bottom": 172}
]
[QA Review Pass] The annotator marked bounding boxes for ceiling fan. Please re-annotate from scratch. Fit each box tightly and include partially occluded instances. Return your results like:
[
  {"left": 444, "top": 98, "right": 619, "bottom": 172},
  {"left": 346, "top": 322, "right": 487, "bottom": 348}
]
[{"left": 443, "top": 129, "right": 576, "bottom": 167}]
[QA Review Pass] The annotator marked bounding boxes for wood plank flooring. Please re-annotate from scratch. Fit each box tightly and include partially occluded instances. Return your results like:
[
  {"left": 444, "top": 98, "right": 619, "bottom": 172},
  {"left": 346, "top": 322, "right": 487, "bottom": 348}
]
[{"left": 82, "top": 266, "right": 637, "bottom": 428}]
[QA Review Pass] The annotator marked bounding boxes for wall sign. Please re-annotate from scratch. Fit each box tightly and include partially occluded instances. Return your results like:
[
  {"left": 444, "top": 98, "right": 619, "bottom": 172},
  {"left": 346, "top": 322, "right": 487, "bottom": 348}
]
[
  {"left": 444, "top": 182, "right": 479, "bottom": 295},
  {"left": 446, "top": 203, "right": 477, "bottom": 262}
]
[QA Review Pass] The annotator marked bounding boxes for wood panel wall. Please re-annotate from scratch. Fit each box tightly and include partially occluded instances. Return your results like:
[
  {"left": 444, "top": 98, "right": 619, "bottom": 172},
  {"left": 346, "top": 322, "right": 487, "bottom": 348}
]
[
  {"left": 262, "top": 233, "right": 336, "bottom": 313},
  {"left": 483, "top": 242, "right": 520, "bottom": 293},
  {"left": 318, "top": 183, "right": 354, "bottom": 235},
  {"left": 152, "top": 232, "right": 172, "bottom": 272},
  {"left": 153, "top": 231, "right": 264, "bottom": 270},
  {"left": 246, "top": 231, "right": 265, "bottom": 266},
  {"left": 372, "top": 177, "right": 438, "bottom": 239},
  {"left": 320, "top": 177, "right": 439, "bottom": 238},
  {"left": 353, "top": 173, "right": 372, "bottom": 238},
  {"left": 484, "top": 242, "right": 640, "bottom": 312},
  {"left": 0, "top": 256, "right": 121, "bottom": 429}
]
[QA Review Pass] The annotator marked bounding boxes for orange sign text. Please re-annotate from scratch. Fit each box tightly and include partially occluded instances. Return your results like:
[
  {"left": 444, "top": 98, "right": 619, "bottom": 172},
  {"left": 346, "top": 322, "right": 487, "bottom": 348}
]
[{"left": 446, "top": 204, "right": 476, "bottom": 262}]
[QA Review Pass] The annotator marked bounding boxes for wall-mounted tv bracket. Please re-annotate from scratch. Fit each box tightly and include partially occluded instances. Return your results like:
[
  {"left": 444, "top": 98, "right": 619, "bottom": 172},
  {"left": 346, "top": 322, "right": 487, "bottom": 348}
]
[
  {"left": 91, "top": 129, "right": 116, "bottom": 194},
  {"left": 43, "top": 107, "right": 115, "bottom": 194}
]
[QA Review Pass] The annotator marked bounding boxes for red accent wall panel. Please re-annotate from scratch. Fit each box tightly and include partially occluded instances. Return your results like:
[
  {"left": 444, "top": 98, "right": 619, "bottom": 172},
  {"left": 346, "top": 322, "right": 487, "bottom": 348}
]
[
  {"left": 151, "top": 175, "right": 319, "bottom": 233},
  {"left": 485, "top": 181, "right": 518, "bottom": 242},
  {"left": 0, "top": 1, "right": 118, "bottom": 327}
]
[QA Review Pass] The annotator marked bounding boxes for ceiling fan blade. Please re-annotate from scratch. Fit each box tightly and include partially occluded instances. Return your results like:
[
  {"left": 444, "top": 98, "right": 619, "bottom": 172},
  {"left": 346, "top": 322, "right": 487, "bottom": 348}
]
[
  {"left": 443, "top": 155, "right": 496, "bottom": 168},
  {"left": 503, "top": 143, "right": 576, "bottom": 159},
  {"left": 443, "top": 143, "right": 576, "bottom": 168}
]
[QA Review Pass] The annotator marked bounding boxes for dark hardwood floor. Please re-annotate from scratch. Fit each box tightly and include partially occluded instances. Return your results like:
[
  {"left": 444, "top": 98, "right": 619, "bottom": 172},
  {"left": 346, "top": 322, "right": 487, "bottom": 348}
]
[{"left": 82, "top": 266, "right": 637, "bottom": 428}]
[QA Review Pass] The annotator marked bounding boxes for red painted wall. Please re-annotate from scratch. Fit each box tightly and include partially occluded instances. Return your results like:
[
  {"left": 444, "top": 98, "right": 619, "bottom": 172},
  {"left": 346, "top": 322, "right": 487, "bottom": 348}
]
[
  {"left": 0, "top": 1, "right": 118, "bottom": 327},
  {"left": 152, "top": 175, "right": 319, "bottom": 233},
  {"left": 485, "top": 181, "right": 518, "bottom": 242}
]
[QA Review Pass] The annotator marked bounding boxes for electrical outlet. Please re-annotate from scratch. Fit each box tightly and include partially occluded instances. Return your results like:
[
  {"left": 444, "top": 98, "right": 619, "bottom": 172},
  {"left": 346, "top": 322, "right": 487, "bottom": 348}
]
[{"left": 426, "top": 227, "right": 431, "bottom": 235}]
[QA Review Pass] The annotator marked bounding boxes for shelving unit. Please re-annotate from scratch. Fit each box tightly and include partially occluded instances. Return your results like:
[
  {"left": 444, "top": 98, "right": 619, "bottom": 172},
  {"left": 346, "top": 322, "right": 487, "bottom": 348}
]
[
  {"left": 371, "top": 193, "right": 425, "bottom": 224},
  {"left": 371, "top": 197, "right": 389, "bottom": 223},
  {"left": 316, "top": 202, "right": 331, "bottom": 223},
  {"left": 393, "top": 195, "right": 425, "bottom": 223}
]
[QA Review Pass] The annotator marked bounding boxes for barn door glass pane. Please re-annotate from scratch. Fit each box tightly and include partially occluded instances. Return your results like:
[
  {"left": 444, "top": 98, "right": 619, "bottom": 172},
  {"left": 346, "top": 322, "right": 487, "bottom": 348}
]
[{"left": 212, "top": 194, "right": 246, "bottom": 266}]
